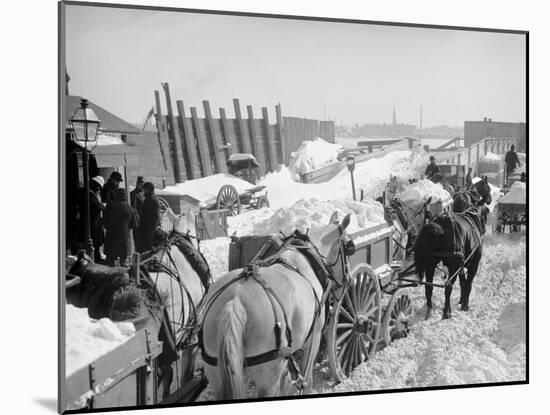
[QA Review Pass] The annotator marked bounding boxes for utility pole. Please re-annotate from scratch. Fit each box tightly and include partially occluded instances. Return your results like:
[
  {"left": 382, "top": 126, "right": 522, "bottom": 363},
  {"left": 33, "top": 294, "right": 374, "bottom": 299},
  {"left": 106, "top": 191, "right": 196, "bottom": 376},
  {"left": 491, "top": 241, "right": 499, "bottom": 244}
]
[{"left": 419, "top": 105, "right": 423, "bottom": 141}]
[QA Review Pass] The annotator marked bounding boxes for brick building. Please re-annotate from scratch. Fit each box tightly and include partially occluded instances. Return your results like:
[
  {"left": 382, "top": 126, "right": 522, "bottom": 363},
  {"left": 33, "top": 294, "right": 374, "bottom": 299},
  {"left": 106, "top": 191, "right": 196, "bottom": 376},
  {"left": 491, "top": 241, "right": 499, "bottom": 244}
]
[{"left": 464, "top": 118, "right": 526, "bottom": 151}]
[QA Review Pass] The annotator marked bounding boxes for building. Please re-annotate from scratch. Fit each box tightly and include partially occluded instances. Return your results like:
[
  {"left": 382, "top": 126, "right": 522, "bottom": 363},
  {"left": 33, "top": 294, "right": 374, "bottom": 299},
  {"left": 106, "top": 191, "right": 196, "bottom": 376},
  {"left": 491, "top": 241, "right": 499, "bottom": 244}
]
[{"left": 464, "top": 118, "right": 526, "bottom": 151}]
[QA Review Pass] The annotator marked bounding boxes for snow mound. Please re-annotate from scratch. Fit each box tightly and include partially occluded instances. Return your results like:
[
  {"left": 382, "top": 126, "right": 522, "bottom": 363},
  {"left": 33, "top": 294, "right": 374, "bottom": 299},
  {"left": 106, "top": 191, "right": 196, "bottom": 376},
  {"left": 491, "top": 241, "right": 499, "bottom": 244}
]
[
  {"left": 400, "top": 179, "right": 452, "bottom": 206},
  {"left": 289, "top": 137, "right": 343, "bottom": 175},
  {"left": 480, "top": 152, "right": 502, "bottom": 163},
  {"left": 66, "top": 305, "right": 136, "bottom": 376},
  {"left": 157, "top": 173, "right": 255, "bottom": 203},
  {"left": 252, "top": 198, "right": 385, "bottom": 244},
  {"left": 499, "top": 182, "right": 526, "bottom": 204}
]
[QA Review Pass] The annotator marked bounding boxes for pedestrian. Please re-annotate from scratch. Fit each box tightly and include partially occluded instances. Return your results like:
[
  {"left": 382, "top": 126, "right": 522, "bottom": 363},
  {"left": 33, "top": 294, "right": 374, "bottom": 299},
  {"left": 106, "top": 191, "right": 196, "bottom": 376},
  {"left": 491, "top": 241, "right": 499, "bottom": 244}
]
[
  {"left": 465, "top": 167, "right": 473, "bottom": 190},
  {"left": 425, "top": 156, "right": 440, "bottom": 181},
  {"left": 101, "top": 171, "right": 123, "bottom": 206},
  {"left": 104, "top": 188, "right": 136, "bottom": 266},
  {"left": 504, "top": 144, "right": 521, "bottom": 176},
  {"left": 137, "top": 182, "right": 161, "bottom": 252},
  {"left": 89, "top": 175, "right": 106, "bottom": 263},
  {"left": 130, "top": 176, "right": 145, "bottom": 220}
]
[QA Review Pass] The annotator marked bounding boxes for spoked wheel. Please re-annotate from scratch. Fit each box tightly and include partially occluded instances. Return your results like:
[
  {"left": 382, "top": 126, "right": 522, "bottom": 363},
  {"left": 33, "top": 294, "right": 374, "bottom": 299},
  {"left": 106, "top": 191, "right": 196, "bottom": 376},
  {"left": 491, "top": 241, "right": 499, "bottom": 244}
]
[
  {"left": 381, "top": 290, "right": 414, "bottom": 346},
  {"left": 327, "top": 264, "right": 382, "bottom": 383},
  {"left": 216, "top": 185, "right": 241, "bottom": 216}
]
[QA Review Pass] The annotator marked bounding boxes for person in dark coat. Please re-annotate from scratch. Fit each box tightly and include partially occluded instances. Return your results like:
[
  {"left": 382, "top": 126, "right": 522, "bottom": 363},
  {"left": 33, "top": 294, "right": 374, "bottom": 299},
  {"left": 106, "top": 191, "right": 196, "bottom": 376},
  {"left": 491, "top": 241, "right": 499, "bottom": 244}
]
[
  {"left": 130, "top": 176, "right": 145, "bottom": 220},
  {"left": 137, "top": 182, "right": 161, "bottom": 252},
  {"left": 101, "top": 171, "right": 123, "bottom": 206},
  {"left": 505, "top": 144, "right": 521, "bottom": 176},
  {"left": 465, "top": 167, "right": 473, "bottom": 190},
  {"left": 425, "top": 156, "right": 440, "bottom": 181},
  {"left": 89, "top": 176, "right": 106, "bottom": 263},
  {"left": 104, "top": 188, "right": 136, "bottom": 266}
]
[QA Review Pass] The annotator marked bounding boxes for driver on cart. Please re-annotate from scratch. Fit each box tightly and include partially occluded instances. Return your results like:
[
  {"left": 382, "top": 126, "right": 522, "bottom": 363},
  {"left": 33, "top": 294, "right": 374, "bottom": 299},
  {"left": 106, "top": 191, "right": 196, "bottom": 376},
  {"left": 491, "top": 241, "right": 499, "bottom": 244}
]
[{"left": 425, "top": 156, "right": 440, "bottom": 181}]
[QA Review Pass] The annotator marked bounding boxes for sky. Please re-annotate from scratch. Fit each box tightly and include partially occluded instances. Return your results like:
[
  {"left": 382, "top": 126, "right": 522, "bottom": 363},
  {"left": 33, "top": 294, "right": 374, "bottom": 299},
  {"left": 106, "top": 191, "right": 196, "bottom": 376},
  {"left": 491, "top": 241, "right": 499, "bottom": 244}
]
[{"left": 65, "top": 4, "right": 526, "bottom": 127}]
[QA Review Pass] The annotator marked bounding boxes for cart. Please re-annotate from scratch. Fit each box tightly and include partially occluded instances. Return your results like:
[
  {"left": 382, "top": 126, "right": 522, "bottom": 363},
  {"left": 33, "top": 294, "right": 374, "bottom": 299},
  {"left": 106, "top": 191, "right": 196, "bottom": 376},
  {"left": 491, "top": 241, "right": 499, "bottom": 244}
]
[
  {"left": 493, "top": 202, "right": 526, "bottom": 233},
  {"left": 227, "top": 222, "right": 417, "bottom": 384},
  {"left": 213, "top": 184, "right": 269, "bottom": 215}
]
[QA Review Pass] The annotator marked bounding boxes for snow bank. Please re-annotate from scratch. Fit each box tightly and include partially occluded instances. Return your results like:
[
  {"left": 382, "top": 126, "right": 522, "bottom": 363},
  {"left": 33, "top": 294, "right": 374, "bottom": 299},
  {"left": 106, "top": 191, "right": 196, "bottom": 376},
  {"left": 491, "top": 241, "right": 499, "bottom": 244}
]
[
  {"left": 157, "top": 173, "right": 255, "bottom": 203},
  {"left": 400, "top": 179, "right": 452, "bottom": 206},
  {"left": 480, "top": 152, "right": 502, "bottom": 163},
  {"left": 499, "top": 182, "right": 526, "bottom": 204},
  {"left": 289, "top": 137, "right": 343, "bottom": 175},
  {"left": 66, "top": 305, "right": 136, "bottom": 376},
  {"left": 252, "top": 198, "right": 385, "bottom": 244}
]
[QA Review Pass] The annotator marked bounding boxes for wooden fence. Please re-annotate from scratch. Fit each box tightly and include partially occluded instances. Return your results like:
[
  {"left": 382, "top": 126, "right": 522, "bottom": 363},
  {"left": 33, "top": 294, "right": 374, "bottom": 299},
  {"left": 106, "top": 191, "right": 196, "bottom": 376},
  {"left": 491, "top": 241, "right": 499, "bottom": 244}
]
[{"left": 154, "top": 83, "right": 335, "bottom": 182}]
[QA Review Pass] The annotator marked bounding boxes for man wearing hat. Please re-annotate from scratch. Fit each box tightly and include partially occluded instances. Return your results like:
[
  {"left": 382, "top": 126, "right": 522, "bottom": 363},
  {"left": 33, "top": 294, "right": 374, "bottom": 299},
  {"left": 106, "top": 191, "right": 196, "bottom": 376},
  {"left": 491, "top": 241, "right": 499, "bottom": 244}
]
[
  {"left": 104, "top": 188, "right": 136, "bottom": 266},
  {"left": 425, "top": 155, "right": 441, "bottom": 181},
  {"left": 137, "top": 182, "right": 161, "bottom": 252},
  {"left": 130, "top": 176, "right": 145, "bottom": 220},
  {"left": 101, "top": 171, "right": 123, "bottom": 206},
  {"left": 88, "top": 175, "right": 106, "bottom": 263}
]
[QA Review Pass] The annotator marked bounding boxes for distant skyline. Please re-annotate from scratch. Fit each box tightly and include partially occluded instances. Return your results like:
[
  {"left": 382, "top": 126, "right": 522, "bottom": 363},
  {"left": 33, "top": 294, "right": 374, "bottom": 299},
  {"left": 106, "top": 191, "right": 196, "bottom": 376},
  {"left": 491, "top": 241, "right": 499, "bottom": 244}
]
[{"left": 65, "top": 5, "right": 526, "bottom": 127}]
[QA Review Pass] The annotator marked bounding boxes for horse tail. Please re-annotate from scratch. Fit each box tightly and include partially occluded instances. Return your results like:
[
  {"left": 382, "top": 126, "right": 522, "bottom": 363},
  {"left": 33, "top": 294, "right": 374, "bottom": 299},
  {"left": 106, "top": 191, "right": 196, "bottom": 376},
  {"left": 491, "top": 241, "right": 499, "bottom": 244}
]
[
  {"left": 414, "top": 222, "right": 445, "bottom": 281},
  {"left": 216, "top": 296, "right": 247, "bottom": 400}
]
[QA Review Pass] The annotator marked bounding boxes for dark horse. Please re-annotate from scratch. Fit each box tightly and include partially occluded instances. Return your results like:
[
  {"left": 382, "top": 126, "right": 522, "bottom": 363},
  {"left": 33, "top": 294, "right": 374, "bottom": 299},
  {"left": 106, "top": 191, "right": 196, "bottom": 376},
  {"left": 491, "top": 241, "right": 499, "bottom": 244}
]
[
  {"left": 452, "top": 176, "right": 492, "bottom": 213},
  {"left": 413, "top": 206, "right": 489, "bottom": 319}
]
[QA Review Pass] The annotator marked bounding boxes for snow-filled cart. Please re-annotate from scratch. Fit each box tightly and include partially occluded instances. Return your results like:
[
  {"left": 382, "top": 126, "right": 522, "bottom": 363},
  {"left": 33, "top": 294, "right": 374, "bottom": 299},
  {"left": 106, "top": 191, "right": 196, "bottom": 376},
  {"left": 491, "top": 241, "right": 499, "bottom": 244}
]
[
  {"left": 226, "top": 221, "right": 416, "bottom": 384},
  {"left": 494, "top": 181, "right": 526, "bottom": 233}
]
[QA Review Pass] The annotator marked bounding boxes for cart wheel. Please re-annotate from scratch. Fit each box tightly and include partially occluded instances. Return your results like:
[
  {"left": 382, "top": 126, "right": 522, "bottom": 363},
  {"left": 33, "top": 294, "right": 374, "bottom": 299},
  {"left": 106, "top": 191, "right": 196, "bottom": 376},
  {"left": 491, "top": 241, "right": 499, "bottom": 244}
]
[
  {"left": 257, "top": 195, "right": 270, "bottom": 209},
  {"left": 217, "top": 185, "right": 241, "bottom": 216},
  {"left": 381, "top": 290, "right": 414, "bottom": 346},
  {"left": 327, "top": 264, "right": 381, "bottom": 383}
]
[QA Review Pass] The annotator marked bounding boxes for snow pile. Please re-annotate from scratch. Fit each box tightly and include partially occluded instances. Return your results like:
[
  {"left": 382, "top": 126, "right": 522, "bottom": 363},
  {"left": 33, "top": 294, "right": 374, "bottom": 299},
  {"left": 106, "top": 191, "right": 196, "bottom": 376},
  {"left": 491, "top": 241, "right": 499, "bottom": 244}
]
[
  {"left": 480, "top": 152, "right": 502, "bottom": 163},
  {"left": 400, "top": 179, "right": 452, "bottom": 206},
  {"left": 97, "top": 134, "right": 124, "bottom": 146},
  {"left": 157, "top": 174, "right": 255, "bottom": 204},
  {"left": 199, "top": 237, "right": 231, "bottom": 282},
  {"left": 499, "top": 182, "right": 526, "bottom": 204},
  {"left": 252, "top": 198, "right": 385, "bottom": 244},
  {"left": 289, "top": 138, "right": 343, "bottom": 175},
  {"left": 66, "top": 305, "right": 136, "bottom": 376}
]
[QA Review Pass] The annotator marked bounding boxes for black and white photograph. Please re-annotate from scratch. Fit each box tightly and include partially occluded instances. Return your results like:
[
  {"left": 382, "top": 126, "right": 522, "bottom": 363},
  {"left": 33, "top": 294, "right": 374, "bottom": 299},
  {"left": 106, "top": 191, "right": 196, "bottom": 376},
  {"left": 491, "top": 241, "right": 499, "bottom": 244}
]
[{"left": 58, "top": 1, "right": 527, "bottom": 412}]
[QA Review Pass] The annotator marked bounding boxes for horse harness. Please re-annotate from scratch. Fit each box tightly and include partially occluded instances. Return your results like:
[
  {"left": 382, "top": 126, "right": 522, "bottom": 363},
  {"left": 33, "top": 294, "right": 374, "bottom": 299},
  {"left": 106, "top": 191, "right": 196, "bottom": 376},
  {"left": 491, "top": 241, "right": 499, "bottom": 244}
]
[
  {"left": 143, "top": 230, "right": 212, "bottom": 348},
  {"left": 198, "top": 231, "right": 345, "bottom": 392}
]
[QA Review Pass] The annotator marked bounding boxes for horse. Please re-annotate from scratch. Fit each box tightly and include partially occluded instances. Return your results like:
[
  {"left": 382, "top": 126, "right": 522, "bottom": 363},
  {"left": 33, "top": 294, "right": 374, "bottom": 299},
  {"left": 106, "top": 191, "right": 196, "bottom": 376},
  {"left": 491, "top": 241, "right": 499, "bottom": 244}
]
[
  {"left": 452, "top": 176, "right": 492, "bottom": 213},
  {"left": 470, "top": 176, "right": 492, "bottom": 206},
  {"left": 413, "top": 206, "right": 489, "bottom": 320},
  {"left": 199, "top": 213, "right": 352, "bottom": 400},
  {"left": 66, "top": 207, "right": 211, "bottom": 399}
]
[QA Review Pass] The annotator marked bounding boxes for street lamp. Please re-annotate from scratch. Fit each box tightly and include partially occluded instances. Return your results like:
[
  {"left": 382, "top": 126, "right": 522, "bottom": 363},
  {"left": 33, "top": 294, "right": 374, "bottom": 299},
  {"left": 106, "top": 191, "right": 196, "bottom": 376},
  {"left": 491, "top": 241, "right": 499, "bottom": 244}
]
[
  {"left": 346, "top": 155, "right": 356, "bottom": 201},
  {"left": 71, "top": 98, "right": 101, "bottom": 258}
]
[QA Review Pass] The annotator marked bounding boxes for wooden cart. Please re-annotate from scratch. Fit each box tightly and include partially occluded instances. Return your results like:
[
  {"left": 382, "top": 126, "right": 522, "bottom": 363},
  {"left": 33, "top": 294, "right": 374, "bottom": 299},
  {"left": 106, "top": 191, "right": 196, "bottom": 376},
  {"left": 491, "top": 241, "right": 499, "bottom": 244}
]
[{"left": 227, "top": 223, "right": 416, "bottom": 384}]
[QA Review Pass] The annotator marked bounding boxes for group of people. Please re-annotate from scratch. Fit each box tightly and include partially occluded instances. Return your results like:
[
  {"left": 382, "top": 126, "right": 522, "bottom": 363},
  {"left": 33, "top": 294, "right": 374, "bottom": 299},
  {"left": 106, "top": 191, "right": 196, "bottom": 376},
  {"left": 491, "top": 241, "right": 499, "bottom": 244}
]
[{"left": 86, "top": 172, "right": 161, "bottom": 266}]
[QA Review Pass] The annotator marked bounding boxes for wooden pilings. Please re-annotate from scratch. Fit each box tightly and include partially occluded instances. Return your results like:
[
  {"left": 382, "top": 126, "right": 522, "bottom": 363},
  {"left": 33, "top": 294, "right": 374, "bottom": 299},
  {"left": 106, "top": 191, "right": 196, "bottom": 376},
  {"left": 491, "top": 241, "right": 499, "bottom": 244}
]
[{"left": 154, "top": 84, "right": 335, "bottom": 181}]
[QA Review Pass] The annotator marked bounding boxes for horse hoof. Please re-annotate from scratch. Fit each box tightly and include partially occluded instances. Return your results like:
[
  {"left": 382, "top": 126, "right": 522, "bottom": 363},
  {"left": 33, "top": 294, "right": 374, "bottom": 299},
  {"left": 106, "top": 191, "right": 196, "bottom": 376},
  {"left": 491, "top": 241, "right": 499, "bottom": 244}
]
[
  {"left": 425, "top": 308, "right": 433, "bottom": 320},
  {"left": 461, "top": 305, "right": 469, "bottom": 311},
  {"left": 442, "top": 311, "right": 452, "bottom": 319}
]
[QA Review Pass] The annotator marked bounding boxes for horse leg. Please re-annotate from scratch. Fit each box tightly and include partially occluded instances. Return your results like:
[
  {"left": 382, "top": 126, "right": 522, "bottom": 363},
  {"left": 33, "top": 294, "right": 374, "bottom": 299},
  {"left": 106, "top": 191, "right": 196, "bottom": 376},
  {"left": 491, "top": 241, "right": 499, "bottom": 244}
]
[
  {"left": 443, "top": 265, "right": 458, "bottom": 319},
  {"left": 249, "top": 359, "right": 287, "bottom": 398},
  {"left": 424, "top": 266, "right": 435, "bottom": 320},
  {"left": 458, "top": 271, "right": 466, "bottom": 306},
  {"left": 302, "top": 316, "right": 324, "bottom": 393},
  {"left": 462, "top": 250, "right": 482, "bottom": 311}
]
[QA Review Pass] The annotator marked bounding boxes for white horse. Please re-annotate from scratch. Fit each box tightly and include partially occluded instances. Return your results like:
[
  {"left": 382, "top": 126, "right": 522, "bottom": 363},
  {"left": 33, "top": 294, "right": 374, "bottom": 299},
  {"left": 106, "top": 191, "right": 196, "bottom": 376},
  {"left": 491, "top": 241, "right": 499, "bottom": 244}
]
[
  {"left": 149, "top": 207, "right": 210, "bottom": 396},
  {"left": 200, "top": 212, "right": 351, "bottom": 400}
]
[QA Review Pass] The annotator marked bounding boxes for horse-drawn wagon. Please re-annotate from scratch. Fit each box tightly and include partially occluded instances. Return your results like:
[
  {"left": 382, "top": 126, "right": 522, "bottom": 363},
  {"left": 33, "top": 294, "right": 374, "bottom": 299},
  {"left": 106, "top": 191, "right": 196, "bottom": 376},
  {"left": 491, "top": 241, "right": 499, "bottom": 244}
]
[
  {"left": 64, "top": 214, "right": 212, "bottom": 410},
  {"left": 493, "top": 181, "right": 526, "bottom": 233},
  {"left": 225, "top": 218, "right": 416, "bottom": 384}
]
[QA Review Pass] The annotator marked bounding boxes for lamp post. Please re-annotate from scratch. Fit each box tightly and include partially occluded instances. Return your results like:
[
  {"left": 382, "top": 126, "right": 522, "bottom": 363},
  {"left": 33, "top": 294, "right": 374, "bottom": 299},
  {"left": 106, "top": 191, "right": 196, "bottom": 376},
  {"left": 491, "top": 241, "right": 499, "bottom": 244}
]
[
  {"left": 71, "top": 99, "right": 101, "bottom": 258},
  {"left": 346, "top": 155, "right": 356, "bottom": 201}
]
